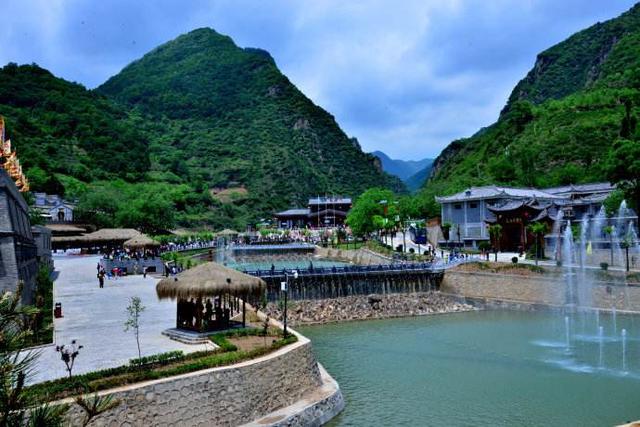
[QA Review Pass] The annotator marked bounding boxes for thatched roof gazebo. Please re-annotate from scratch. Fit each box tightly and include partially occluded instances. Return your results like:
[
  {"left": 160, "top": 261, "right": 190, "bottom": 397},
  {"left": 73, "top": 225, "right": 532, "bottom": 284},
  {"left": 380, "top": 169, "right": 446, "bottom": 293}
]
[
  {"left": 123, "top": 234, "right": 160, "bottom": 249},
  {"left": 157, "top": 262, "right": 265, "bottom": 332}
]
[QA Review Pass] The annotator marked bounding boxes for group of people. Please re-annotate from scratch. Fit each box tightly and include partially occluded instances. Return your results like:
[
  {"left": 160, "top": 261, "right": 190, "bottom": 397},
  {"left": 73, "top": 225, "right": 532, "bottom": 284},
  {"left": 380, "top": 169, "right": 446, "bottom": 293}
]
[
  {"left": 159, "top": 240, "right": 216, "bottom": 253},
  {"left": 177, "top": 297, "right": 232, "bottom": 332},
  {"left": 96, "top": 262, "right": 150, "bottom": 287},
  {"left": 103, "top": 248, "right": 159, "bottom": 262}
]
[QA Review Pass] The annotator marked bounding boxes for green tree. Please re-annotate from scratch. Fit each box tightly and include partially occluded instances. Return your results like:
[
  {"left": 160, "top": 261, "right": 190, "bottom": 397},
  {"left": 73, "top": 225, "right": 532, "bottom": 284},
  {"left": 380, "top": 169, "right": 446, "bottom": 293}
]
[
  {"left": 346, "top": 188, "right": 395, "bottom": 237},
  {"left": 527, "top": 222, "right": 548, "bottom": 265},
  {"left": 603, "top": 225, "right": 615, "bottom": 265},
  {"left": 397, "top": 196, "right": 418, "bottom": 253},
  {"left": 124, "top": 296, "right": 146, "bottom": 360},
  {"left": 606, "top": 138, "right": 640, "bottom": 217},
  {"left": 603, "top": 189, "right": 625, "bottom": 217},
  {"left": 0, "top": 285, "right": 68, "bottom": 425},
  {"left": 441, "top": 222, "right": 452, "bottom": 249},
  {"left": 488, "top": 224, "right": 503, "bottom": 262}
]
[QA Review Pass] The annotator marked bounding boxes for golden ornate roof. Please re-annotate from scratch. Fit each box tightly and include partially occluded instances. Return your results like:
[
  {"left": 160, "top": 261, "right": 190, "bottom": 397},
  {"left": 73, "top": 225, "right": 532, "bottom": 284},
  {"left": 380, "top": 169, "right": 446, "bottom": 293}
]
[{"left": 0, "top": 117, "right": 29, "bottom": 192}]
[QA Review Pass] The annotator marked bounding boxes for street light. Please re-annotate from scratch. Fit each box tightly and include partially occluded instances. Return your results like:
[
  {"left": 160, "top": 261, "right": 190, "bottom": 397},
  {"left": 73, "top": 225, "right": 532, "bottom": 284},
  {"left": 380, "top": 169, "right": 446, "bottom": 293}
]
[{"left": 281, "top": 269, "right": 298, "bottom": 337}]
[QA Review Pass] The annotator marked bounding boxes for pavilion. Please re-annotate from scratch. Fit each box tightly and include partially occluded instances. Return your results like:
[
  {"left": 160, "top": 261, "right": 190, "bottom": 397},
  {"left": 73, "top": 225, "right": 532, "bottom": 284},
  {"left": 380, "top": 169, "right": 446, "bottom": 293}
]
[{"left": 156, "top": 262, "right": 265, "bottom": 335}]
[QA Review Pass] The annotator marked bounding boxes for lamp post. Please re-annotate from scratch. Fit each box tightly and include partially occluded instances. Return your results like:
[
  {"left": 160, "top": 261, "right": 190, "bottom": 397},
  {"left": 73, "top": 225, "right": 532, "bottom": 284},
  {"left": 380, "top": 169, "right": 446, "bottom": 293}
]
[{"left": 281, "top": 270, "right": 298, "bottom": 338}]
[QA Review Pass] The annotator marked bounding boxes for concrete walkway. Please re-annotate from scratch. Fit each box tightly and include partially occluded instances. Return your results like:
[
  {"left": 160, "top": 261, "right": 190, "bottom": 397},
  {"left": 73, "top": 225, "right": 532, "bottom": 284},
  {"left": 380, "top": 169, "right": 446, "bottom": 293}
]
[{"left": 30, "top": 254, "right": 212, "bottom": 384}]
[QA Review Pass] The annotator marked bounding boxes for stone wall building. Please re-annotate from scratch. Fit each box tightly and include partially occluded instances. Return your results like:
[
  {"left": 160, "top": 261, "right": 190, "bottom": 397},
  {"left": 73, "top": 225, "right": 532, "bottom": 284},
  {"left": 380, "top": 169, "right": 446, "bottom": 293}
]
[
  {"left": 0, "top": 169, "right": 38, "bottom": 304},
  {"left": 33, "top": 192, "right": 75, "bottom": 223},
  {"left": 31, "top": 225, "right": 53, "bottom": 272}
]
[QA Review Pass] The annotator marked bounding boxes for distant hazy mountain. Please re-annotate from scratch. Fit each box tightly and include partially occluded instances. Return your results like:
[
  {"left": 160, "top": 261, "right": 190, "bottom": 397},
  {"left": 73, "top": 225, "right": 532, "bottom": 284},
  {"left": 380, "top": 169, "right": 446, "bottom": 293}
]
[
  {"left": 372, "top": 150, "right": 433, "bottom": 183},
  {"left": 404, "top": 164, "right": 433, "bottom": 192}
]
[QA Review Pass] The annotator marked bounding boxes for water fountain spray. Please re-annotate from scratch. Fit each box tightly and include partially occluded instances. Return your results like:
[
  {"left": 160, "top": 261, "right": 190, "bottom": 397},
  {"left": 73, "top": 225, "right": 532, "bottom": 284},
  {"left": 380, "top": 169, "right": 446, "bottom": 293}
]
[{"left": 621, "top": 328, "right": 627, "bottom": 372}]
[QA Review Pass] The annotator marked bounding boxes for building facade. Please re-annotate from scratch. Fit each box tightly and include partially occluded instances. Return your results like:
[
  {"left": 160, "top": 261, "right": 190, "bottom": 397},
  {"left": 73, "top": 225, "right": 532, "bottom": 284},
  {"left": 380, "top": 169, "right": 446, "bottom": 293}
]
[
  {"left": 436, "top": 183, "right": 620, "bottom": 250},
  {"left": 275, "top": 197, "right": 352, "bottom": 229},
  {"left": 33, "top": 192, "right": 75, "bottom": 222},
  {"left": 0, "top": 169, "right": 38, "bottom": 304},
  {"left": 32, "top": 225, "right": 53, "bottom": 272}
]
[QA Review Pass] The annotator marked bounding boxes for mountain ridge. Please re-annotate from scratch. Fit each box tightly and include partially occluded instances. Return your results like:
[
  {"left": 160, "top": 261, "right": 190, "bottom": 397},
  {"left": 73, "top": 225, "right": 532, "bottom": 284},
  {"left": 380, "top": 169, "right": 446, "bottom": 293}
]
[
  {"left": 420, "top": 2, "right": 640, "bottom": 214},
  {"left": 0, "top": 27, "right": 403, "bottom": 230}
]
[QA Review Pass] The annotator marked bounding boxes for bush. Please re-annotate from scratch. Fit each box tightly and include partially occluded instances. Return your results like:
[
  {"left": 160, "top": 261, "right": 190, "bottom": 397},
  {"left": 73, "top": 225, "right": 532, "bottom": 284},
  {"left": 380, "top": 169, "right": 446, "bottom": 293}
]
[
  {"left": 600, "top": 262, "right": 609, "bottom": 271},
  {"left": 395, "top": 245, "right": 403, "bottom": 252},
  {"left": 511, "top": 256, "right": 518, "bottom": 264},
  {"left": 26, "top": 331, "right": 297, "bottom": 404},
  {"left": 556, "top": 260, "right": 563, "bottom": 267},
  {"left": 478, "top": 241, "right": 491, "bottom": 252},
  {"left": 409, "top": 248, "right": 415, "bottom": 254},
  {"left": 129, "top": 350, "right": 184, "bottom": 368}
]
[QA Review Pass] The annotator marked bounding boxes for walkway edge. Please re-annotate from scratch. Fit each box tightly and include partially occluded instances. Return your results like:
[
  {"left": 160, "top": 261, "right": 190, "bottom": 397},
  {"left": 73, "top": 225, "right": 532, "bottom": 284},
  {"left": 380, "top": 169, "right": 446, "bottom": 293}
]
[{"left": 241, "top": 363, "right": 345, "bottom": 427}]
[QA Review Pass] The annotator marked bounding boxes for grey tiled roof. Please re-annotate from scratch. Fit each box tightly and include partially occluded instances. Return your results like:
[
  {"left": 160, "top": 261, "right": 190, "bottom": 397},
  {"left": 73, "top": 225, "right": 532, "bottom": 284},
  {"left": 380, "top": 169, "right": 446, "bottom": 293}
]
[
  {"left": 275, "top": 208, "right": 310, "bottom": 216},
  {"left": 308, "top": 197, "right": 352, "bottom": 205},
  {"left": 435, "top": 186, "right": 561, "bottom": 202},
  {"left": 542, "top": 182, "right": 614, "bottom": 195}
]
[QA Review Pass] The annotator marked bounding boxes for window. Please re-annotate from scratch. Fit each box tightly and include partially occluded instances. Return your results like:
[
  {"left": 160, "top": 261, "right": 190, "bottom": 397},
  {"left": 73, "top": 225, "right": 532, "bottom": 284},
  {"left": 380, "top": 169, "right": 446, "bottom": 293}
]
[
  {"left": 454, "top": 204, "right": 462, "bottom": 210},
  {"left": 469, "top": 202, "right": 478, "bottom": 209}
]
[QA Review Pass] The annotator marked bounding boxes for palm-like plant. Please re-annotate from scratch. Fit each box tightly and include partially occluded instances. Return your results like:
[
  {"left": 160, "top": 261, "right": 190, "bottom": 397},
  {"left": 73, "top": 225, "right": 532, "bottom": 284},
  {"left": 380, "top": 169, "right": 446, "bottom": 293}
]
[
  {"left": 527, "top": 222, "right": 548, "bottom": 266},
  {"left": 488, "top": 224, "right": 503, "bottom": 262},
  {"left": 603, "top": 225, "right": 614, "bottom": 265},
  {"left": 75, "top": 393, "right": 120, "bottom": 427}
]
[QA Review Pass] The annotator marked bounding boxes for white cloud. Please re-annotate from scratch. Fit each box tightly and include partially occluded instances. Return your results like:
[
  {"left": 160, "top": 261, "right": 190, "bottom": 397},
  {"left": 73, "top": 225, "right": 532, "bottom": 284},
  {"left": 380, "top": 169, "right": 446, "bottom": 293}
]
[{"left": 0, "top": 0, "right": 636, "bottom": 159}]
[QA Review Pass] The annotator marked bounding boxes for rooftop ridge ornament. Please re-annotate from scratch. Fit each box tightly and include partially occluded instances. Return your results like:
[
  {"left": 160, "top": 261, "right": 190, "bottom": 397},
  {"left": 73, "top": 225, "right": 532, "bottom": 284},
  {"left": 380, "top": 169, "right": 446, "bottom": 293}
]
[{"left": 0, "top": 116, "right": 29, "bottom": 192}]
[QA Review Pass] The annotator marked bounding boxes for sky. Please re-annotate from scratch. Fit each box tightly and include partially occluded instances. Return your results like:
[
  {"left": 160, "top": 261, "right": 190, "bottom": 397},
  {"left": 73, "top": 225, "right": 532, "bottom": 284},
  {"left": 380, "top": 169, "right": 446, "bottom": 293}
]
[{"left": 1, "top": 1, "right": 637, "bottom": 160}]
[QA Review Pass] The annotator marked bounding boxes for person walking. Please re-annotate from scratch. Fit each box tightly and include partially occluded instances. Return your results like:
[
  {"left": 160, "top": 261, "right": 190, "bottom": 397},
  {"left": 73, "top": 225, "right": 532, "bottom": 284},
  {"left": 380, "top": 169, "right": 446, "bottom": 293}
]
[{"left": 97, "top": 268, "right": 105, "bottom": 288}]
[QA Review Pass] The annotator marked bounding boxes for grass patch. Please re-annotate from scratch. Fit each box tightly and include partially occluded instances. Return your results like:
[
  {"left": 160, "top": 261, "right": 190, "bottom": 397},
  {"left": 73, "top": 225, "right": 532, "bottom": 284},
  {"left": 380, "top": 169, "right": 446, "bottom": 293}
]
[{"left": 25, "top": 329, "right": 297, "bottom": 404}]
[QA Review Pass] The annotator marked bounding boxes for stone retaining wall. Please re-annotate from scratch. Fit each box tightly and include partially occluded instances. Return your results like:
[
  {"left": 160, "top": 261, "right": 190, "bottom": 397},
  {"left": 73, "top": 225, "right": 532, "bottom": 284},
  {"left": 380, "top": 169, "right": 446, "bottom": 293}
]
[
  {"left": 442, "top": 270, "right": 640, "bottom": 311},
  {"left": 59, "top": 336, "right": 323, "bottom": 426}
]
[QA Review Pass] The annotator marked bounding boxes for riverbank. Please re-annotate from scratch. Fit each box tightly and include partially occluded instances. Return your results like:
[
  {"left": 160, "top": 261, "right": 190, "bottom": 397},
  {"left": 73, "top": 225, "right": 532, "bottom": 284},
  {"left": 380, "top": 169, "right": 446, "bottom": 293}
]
[{"left": 263, "top": 292, "right": 474, "bottom": 325}]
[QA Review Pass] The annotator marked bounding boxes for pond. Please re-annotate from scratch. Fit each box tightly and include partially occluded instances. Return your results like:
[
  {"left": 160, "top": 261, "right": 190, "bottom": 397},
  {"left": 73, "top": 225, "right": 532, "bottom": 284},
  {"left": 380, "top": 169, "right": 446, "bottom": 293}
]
[{"left": 299, "top": 310, "right": 640, "bottom": 426}]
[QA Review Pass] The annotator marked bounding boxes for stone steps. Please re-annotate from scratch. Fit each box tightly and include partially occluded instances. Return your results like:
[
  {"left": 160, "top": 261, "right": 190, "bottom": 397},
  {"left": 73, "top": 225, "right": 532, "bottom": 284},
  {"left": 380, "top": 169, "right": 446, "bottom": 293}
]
[{"left": 161, "top": 328, "right": 212, "bottom": 345}]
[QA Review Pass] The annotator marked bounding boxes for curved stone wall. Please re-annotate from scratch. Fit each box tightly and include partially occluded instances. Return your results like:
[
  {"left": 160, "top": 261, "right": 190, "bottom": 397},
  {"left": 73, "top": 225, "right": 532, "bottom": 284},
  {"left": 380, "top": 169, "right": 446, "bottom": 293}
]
[{"left": 60, "top": 335, "right": 324, "bottom": 426}]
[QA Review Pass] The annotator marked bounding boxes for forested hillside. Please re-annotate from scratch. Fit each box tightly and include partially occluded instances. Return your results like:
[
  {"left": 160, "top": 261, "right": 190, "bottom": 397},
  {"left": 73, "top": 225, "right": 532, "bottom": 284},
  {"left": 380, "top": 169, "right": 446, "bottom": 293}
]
[
  {"left": 419, "top": 3, "right": 640, "bottom": 215},
  {"left": 0, "top": 28, "right": 402, "bottom": 231}
]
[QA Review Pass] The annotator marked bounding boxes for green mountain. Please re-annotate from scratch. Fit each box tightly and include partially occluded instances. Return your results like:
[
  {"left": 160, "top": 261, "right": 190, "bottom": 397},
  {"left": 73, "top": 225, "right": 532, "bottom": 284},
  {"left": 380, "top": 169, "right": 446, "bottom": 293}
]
[
  {"left": 404, "top": 164, "right": 433, "bottom": 192},
  {"left": 371, "top": 150, "right": 433, "bottom": 182},
  {"left": 0, "top": 28, "right": 403, "bottom": 231},
  {"left": 420, "top": 3, "right": 640, "bottom": 214}
]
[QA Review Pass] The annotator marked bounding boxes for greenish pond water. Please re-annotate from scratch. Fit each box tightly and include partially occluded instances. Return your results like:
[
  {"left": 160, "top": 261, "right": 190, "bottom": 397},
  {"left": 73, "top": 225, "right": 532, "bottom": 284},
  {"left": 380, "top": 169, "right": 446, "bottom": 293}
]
[{"left": 299, "top": 310, "right": 640, "bottom": 426}]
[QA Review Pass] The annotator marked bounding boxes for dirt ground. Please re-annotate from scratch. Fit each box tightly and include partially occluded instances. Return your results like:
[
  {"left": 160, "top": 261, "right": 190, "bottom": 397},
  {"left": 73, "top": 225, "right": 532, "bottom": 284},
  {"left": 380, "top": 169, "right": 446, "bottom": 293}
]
[{"left": 228, "top": 335, "right": 280, "bottom": 351}]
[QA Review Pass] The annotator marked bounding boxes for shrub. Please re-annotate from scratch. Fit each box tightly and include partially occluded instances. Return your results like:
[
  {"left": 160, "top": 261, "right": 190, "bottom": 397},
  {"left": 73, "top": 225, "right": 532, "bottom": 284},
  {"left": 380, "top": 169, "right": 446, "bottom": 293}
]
[
  {"left": 511, "top": 256, "right": 518, "bottom": 264},
  {"left": 26, "top": 331, "right": 297, "bottom": 405},
  {"left": 600, "top": 262, "right": 609, "bottom": 271},
  {"left": 556, "top": 260, "right": 563, "bottom": 267},
  {"left": 129, "top": 351, "right": 184, "bottom": 368},
  {"left": 409, "top": 248, "right": 415, "bottom": 254}
]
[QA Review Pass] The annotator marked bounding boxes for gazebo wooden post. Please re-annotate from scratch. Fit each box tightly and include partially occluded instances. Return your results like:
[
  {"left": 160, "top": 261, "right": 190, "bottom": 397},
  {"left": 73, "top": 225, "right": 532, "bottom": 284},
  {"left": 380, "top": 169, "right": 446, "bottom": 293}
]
[{"left": 242, "top": 294, "right": 246, "bottom": 328}]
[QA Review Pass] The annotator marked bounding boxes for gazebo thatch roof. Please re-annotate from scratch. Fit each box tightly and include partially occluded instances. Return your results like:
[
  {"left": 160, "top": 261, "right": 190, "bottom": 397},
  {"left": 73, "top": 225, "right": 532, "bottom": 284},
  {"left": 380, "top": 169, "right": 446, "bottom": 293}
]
[
  {"left": 156, "top": 262, "right": 265, "bottom": 300},
  {"left": 81, "top": 228, "right": 143, "bottom": 242},
  {"left": 217, "top": 228, "right": 239, "bottom": 236},
  {"left": 123, "top": 234, "right": 160, "bottom": 248}
]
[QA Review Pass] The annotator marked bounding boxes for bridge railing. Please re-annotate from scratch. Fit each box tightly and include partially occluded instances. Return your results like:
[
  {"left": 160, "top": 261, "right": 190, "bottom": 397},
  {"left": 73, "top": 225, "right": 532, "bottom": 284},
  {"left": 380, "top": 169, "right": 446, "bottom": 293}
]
[{"left": 243, "top": 261, "right": 442, "bottom": 279}]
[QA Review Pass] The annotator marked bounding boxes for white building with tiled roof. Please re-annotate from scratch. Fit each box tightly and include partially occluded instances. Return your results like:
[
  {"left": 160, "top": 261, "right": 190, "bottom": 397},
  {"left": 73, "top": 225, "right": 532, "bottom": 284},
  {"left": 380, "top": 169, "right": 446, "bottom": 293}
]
[{"left": 435, "top": 183, "right": 619, "bottom": 248}]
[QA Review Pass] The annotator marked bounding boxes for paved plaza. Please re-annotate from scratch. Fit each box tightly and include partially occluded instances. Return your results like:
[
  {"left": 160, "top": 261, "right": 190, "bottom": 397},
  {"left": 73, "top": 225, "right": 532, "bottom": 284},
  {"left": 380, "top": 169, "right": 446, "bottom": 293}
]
[{"left": 31, "top": 254, "right": 212, "bottom": 384}]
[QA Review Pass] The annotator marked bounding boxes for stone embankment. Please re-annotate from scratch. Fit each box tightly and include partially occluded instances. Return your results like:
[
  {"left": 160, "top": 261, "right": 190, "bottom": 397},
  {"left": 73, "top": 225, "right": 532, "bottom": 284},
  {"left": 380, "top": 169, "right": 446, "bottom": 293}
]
[{"left": 264, "top": 292, "right": 474, "bottom": 325}]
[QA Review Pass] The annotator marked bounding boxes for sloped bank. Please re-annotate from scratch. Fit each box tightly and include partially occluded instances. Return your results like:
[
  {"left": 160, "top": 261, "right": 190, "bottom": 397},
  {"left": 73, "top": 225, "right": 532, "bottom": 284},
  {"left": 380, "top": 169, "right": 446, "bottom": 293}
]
[
  {"left": 264, "top": 292, "right": 474, "bottom": 325},
  {"left": 52, "top": 331, "right": 343, "bottom": 426}
]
